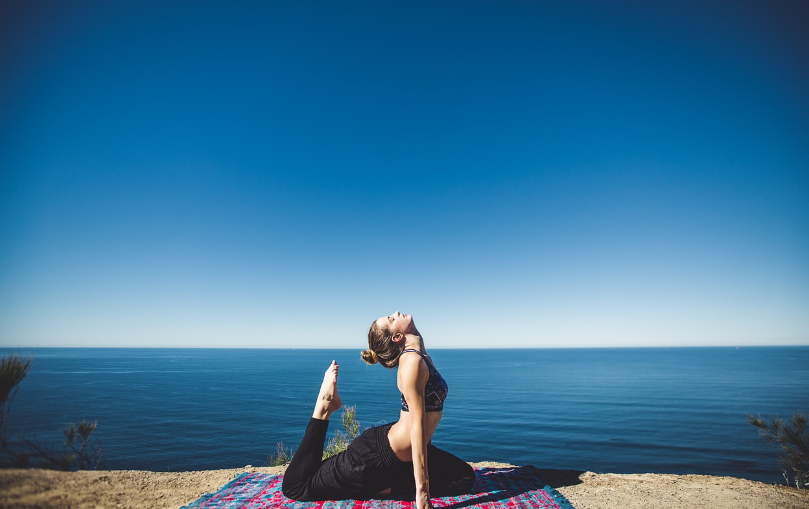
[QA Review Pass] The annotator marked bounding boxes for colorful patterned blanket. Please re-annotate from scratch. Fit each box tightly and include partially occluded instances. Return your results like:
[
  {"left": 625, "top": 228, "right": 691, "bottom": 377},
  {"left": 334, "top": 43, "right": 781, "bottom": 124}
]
[{"left": 182, "top": 466, "right": 575, "bottom": 509}]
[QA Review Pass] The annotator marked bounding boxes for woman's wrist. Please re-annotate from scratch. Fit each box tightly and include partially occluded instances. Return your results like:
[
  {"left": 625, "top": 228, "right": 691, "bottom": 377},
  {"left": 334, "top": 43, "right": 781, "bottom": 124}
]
[{"left": 416, "top": 481, "right": 429, "bottom": 495}]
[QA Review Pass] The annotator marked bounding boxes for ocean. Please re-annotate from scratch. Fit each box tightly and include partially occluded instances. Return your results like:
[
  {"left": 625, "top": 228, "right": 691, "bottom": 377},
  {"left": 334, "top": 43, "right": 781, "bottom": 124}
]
[{"left": 2, "top": 347, "right": 807, "bottom": 484}]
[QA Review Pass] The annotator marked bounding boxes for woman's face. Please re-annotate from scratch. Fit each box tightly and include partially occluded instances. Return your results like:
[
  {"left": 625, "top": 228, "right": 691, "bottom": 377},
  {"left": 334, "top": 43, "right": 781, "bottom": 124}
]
[{"left": 375, "top": 311, "right": 413, "bottom": 336}]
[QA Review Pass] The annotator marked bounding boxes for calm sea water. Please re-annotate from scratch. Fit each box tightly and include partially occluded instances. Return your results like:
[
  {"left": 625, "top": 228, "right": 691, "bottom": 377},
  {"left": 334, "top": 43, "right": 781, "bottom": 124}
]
[{"left": 2, "top": 347, "right": 807, "bottom": 484}]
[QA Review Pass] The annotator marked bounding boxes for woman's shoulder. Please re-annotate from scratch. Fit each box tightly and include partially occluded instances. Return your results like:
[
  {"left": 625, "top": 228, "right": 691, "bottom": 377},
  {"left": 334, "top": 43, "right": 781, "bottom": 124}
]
[
  {"left": 404, "top": 348, "right": 436, "bottom": 364},
  {"left": 400, "top": 349, "right": 432, "bottom": 364},
  {"left": 398, "top": 350, "right": 429, "bottom": 377}
]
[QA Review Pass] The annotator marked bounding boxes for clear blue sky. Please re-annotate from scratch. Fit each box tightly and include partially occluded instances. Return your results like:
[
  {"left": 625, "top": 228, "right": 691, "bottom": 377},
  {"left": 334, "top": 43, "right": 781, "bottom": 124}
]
[{"left": 1, "top": 1, "right": 807, "bottom": 348}]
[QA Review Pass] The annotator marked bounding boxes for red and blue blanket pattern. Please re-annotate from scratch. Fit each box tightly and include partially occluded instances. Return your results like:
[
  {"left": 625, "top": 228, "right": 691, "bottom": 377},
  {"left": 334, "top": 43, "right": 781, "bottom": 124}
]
[{"left": 182, "top": 466, "right": 576, "bottom": 509}]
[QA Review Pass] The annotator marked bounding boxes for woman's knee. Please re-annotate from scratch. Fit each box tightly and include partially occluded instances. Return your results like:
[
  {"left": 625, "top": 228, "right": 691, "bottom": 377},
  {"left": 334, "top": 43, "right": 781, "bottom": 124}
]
[
  {"left": 459, "top": 463, "right": 476, "bottom": 491},
  {"left": 281, "top": 478, "right": 307, "bottom": 500},
  {"left": 434, "top": 462, "right": 476, "bottom": 496}
]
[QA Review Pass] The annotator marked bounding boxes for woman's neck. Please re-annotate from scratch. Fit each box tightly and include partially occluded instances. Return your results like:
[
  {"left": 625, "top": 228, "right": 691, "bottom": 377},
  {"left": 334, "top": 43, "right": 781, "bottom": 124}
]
[{"left": 403, "top": 334, "right": 425, "bottom": 353}]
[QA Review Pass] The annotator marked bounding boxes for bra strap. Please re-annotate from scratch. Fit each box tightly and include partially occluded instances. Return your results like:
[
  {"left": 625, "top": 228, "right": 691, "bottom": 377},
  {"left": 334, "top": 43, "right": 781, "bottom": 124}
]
[{"left": 402, "top": 348, "right": 433, "bottom": 367}]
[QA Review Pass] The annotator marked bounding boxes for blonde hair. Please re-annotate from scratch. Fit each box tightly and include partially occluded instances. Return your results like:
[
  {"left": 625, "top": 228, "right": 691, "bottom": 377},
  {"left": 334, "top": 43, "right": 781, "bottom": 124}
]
[{"left": 361, "top": 320, "right": 405, "bottom": 368}]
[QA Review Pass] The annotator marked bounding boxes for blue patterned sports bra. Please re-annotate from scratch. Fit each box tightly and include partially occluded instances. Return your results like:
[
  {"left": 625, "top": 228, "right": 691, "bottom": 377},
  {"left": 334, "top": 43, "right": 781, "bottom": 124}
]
[{"left": 400, "top": 349, "right": 448, "bottom": 413}]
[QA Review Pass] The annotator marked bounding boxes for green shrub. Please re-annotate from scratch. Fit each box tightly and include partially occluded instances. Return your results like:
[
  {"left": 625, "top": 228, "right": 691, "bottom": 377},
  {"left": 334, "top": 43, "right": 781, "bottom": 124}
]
[
  {"left": 21, "top": 420, "right": 105, "bottom": 470},
  {"left": 0, "top": 354, "right": 33, "bottom": 434},
  {"left": 323, "top": 406, "right": 361, "bottom": 459},
  {"left": 748, "top": 412, "right": 808, "bottom": 489},
  {"left": 1, "top": 353, "right": 104, "bottom": 470},
  {"left": 268, "top": 441, "right": 292, "bottom": 466},
  {"left": 0, "top": 353, "right": 34, "bottom": 466}
]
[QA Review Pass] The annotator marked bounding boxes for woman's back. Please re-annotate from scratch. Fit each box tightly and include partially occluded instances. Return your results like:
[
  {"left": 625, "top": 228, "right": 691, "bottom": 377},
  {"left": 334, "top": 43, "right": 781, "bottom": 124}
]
[{"left": 388, "top": 349, "right": 444, "bottom": 462}]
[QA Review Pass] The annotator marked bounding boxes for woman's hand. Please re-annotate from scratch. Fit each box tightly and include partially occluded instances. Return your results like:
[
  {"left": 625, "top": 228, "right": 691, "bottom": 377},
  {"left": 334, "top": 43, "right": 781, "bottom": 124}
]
[{"left": 416, "top": 487, "right": 433, "bottom": 509}]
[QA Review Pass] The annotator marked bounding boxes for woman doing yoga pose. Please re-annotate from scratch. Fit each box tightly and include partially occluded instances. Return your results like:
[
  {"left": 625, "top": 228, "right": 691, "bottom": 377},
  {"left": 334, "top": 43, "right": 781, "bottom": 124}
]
[{"left": 281, "top": 312, "right": 475, "bottom": 509}]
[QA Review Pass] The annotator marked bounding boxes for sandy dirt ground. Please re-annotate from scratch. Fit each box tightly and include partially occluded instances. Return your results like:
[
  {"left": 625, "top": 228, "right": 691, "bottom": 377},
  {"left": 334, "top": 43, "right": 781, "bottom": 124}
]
[{"left": 1, "top": 462, "right": 807, "bottom": 509}]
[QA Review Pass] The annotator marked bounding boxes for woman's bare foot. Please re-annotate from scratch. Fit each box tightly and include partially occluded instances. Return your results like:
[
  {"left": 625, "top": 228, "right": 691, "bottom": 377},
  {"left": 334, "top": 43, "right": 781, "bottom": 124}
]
[{"left": 313, "top": 360, "right": 342, "bottom": 420}]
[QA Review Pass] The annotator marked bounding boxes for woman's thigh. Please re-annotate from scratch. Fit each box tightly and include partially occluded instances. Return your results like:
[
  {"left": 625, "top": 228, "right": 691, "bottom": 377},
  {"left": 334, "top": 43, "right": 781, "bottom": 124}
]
[
  {"left": 426, "top": 445, "right": 476, "bottom": 496},
  {"left": 390, "top": 445, "right": 476, "bottom": 499}
]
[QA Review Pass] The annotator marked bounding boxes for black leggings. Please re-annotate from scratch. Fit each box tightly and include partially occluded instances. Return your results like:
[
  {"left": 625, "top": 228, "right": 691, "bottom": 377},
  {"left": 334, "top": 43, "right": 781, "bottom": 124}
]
[{"left": 281, "top": 418, "right": 475, "bottom": 501}]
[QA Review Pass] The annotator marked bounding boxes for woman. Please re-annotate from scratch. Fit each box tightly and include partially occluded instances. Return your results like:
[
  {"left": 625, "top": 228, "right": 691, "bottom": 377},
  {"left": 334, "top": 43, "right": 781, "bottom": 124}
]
[{"left": 281, "top": 312, "right": 475, "bottom": 509}]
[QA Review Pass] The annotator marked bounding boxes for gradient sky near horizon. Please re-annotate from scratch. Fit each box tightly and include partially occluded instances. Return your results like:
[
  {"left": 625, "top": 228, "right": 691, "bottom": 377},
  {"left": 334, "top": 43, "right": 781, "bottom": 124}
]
[{"left": 1, "top": 0, "right": 807, "bottom": 348}]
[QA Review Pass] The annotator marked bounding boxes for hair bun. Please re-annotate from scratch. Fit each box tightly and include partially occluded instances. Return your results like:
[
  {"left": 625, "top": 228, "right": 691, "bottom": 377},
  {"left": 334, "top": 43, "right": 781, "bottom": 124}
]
[{"left": 360, "top": 349, "right": 379, "bottom": 365}]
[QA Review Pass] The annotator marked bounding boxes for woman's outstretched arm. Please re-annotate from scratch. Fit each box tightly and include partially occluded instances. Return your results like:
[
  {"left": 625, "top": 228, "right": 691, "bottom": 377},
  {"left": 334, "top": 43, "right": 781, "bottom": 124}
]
[{"left": 400, "top": 353, "right": 431, "bottom": 509}]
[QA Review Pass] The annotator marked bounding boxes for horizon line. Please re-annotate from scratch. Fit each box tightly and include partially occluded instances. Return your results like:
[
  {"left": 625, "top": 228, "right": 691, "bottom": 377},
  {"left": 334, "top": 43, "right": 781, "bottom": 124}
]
[{"left": 2, "top": 344, "right": 808, "bottom": 350}]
